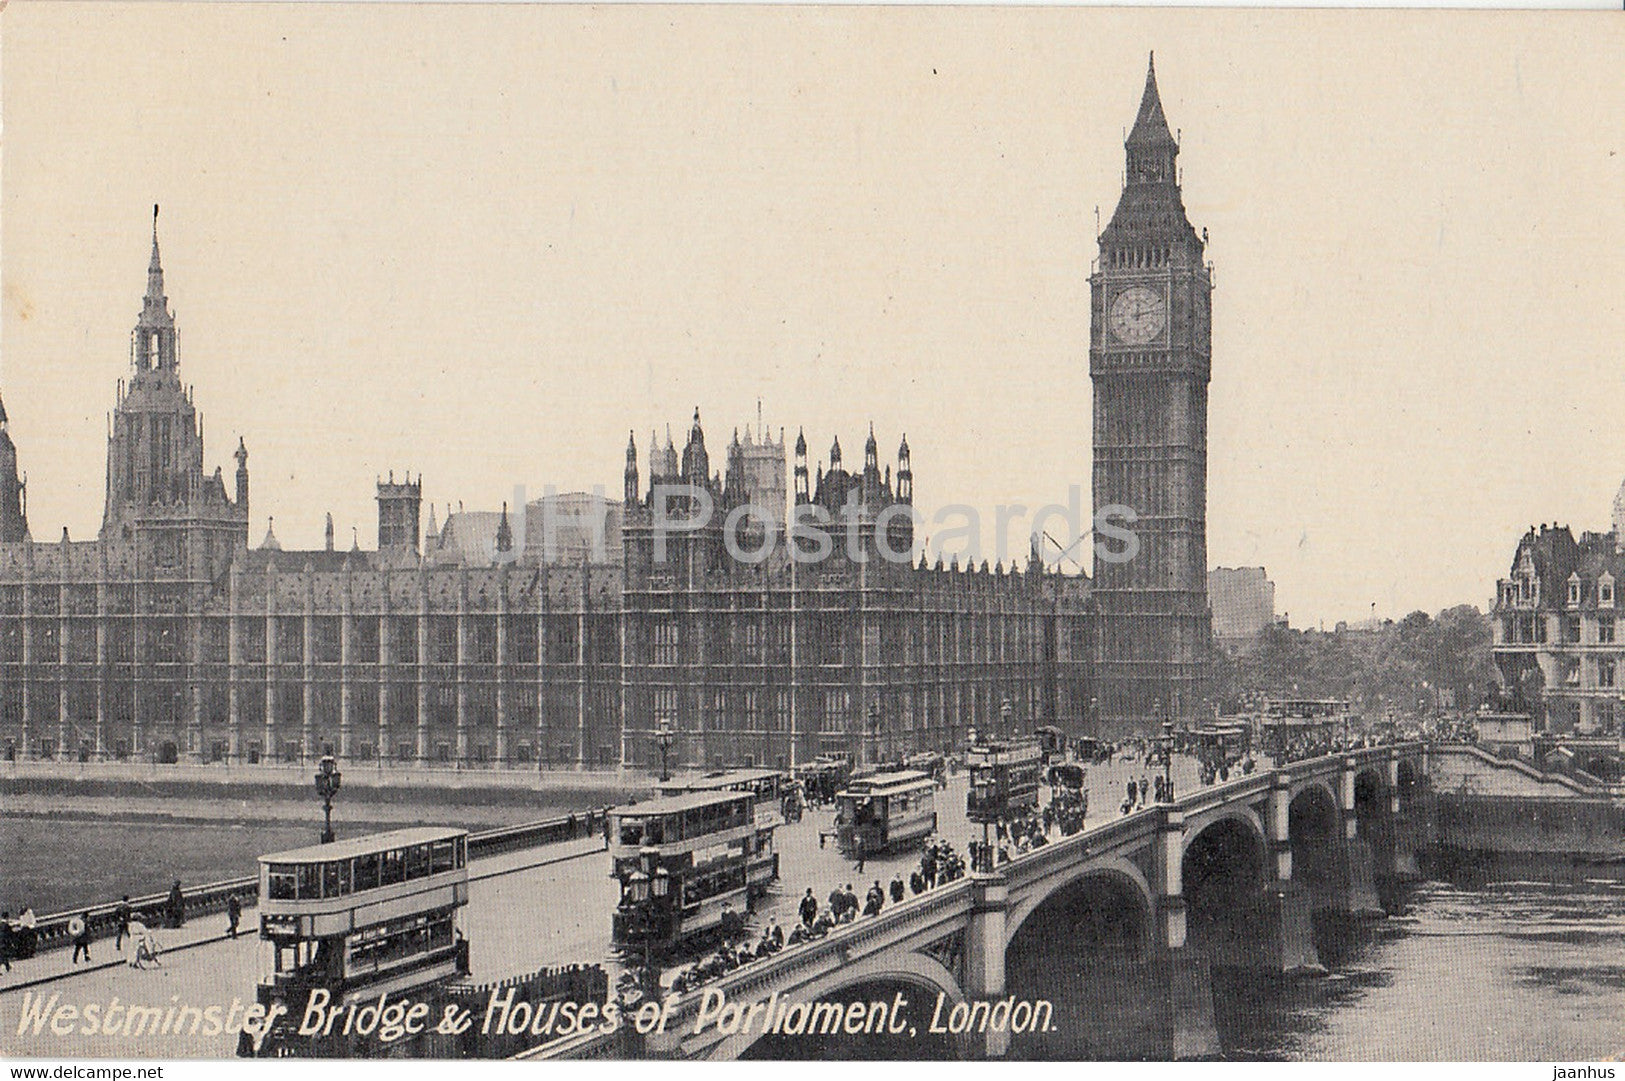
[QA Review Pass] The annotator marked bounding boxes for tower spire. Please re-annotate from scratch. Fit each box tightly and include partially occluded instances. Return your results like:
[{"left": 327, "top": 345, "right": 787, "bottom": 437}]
[
  {"left": 134, "top": 204, "right": 177, "bottom": 372},
  {"left": 1127, "top": 53, "right": 1175, "bottom": 149},
  {"left": 145, "top": 204, "right": 169, "bottom": 315}
]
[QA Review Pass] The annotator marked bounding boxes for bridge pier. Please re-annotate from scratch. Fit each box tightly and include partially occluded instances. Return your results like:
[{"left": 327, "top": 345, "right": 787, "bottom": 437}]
[
  {"left": 1149, "top": 806, "right": 1219, "bottom": 1058},
  {"left": 1343, "top": 834, "right": 1385, "bottom": 916},
  {"left": 1250, "top": 880, "right": 1323, "bottom": 974},
  {"left": 966, "top": 873, "right": 1009, "bottom": 1059},
  {"left": 1389, "top": 816, "right": 1422, "bottom": 881},
  {"left": 1148, "top": 945, "right": 1219, "bottom": 1059}
]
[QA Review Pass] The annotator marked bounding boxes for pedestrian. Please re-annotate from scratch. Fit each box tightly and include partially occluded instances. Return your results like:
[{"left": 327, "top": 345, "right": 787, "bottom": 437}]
[
  {"left": 128, "top": 920, "right": 153, "bottom": 969},
  {"left": 227, "top": 894, "right": 242, "bottom": 939},
  {"left": 166, "top": 880, "right": 185, "bottom": 929},
  {"left": 890, "top": 873, "right": 905, "bottom": 904},
  {"left": 70, "top": 912, "right": 92, "bottom": 964},
  {"left": 114, "top": 895, "right": 132, "bottom": 951},
  {"left": 828, "top": 885, "right": 844, "bottom": 919},
  {"left": 1139, "top": 776, "right": 1149, "bottom": 805},
  {"left": 854, "top": 839, "right": 866, "bottom": 875},
  {"left": 1126, "top": 779, "right": 1137, "bottom": 809},
  {"left": 799, "top": 888, "right": 818, "bottom": 928}
]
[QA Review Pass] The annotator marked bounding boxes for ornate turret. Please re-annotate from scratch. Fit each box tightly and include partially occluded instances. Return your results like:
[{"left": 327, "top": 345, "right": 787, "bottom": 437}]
[
  {"left": 0, "top": 392, "right": 29, "bottom": 543},
  {"left": 135, "top": 205, "right": 177, "bottom": 372},
  {"left": 624, "top": 430, "right": 640, "bottom": 504},
  {"left": 897, "top": 434, "right": 913, "bottom": 506},
  {"left": 377, "top": 471, "right": 422, "bottom": 555},
  {"left": 1124, "top": 53, "right": 1179, "bottom": 185},
  {"left": 680, "top": 408, "right": 709, "bottom": 482},
  {"left": 234, "top": 437, "right": 249, "bottom": 511},
  {"left": 496, "top": 502, "right": 514, "bottom": 554},
  {"left": 793, "top": 428, "right": 809, "bottom": 505},
  {"left": 101, "top": 207, "right": 249, "bottom": 565}
]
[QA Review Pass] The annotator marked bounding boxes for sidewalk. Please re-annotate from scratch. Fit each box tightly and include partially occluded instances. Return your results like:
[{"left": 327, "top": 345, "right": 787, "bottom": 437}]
[{"left": 0, "top": 916, "right": 246, "bottom": 997}]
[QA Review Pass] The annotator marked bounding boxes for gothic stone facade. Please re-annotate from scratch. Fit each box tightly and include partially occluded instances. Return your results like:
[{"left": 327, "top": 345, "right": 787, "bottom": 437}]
[{"left": 0, "top": 221, "right": 1093, "bottom": 770}]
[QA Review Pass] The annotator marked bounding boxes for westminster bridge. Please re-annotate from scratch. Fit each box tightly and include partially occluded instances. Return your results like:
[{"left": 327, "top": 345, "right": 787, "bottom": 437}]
[
  {"left": 528, "top": 742, "right": 1593, "bottom": 1061},
  {"left": 4, "top": 741, "right": 1599, "bottom": 1060}
]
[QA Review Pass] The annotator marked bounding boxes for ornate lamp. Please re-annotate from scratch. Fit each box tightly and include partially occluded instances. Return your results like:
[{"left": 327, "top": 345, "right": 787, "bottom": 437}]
[{"left": 314, "top": 754, "right": 342, "bottom": 844}]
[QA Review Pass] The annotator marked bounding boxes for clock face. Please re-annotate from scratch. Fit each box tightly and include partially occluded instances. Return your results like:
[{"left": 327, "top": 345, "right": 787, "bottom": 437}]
[{"left": 1109, "top": 286, "right": 1167, "bottom": 345}]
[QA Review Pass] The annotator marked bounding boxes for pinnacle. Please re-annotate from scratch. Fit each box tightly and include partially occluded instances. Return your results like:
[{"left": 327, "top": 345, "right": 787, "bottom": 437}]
[{"left": 1127, "top": 52, "right": 1176, "bottom": 148}]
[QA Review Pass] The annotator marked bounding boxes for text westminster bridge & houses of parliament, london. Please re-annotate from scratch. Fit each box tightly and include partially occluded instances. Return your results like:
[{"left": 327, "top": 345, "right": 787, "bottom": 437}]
[{"left": 0, "top": 59, "right": 1214, "bottom": 774}]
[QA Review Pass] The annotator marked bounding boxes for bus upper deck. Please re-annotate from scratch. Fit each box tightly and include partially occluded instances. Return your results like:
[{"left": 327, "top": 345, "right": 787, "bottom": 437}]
[{"left": 656, "top": 767, "right": 789, "bottom": 828}]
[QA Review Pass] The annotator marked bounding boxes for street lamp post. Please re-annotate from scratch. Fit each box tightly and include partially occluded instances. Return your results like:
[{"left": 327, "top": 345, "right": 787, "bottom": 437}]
[
  {"left": 1161, "top": 716, "right": 1174, "bottom": 802},
  {"left": 866, "top": 701, "right": 881, "bottom": 768},
  {"left": 314, "top": 754, "right": 342, "bottom": 844},
  {"left": 654, "top": 719, "right": 674, "bottom": 782}
]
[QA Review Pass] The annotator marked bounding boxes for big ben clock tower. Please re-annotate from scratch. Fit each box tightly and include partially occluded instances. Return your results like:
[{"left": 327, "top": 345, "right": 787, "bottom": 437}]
[{"left": 1090, "top": 56, "right": 1212, "bottom": 730}]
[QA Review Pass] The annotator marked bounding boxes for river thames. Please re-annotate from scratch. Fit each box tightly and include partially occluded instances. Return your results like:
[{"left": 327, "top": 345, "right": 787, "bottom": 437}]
[{"left": 1217, "top": 874, "right": 1625, "bottom": 1061}]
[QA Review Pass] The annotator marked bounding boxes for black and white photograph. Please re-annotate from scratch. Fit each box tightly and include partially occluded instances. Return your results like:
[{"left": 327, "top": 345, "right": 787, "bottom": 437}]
[{"left": 2, "top": 2, "right": 1624, "bottom": 1066}]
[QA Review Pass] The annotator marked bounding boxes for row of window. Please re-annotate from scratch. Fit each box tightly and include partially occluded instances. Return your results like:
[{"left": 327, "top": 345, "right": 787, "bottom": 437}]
[
  {"left": 1501, "top": 573, "right": 1620, "bottom": 610},
  {"left": 1560, "top": 656, "right": 1620, "bottom": 689},
  {"left": 1503, "top": 613, "right": 1618, "bottom": 645},
  {"left": 345, "top": 910, "right": 456, "bottom": 978},
  {"left": 613, "top": 798, "right": 751, "bottom": 849},
  {"left": 264, "top": 836, "right": 467, "bottom": 901}
]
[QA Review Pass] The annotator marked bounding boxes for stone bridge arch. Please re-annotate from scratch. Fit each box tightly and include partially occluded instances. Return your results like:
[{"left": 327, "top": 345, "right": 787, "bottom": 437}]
[
  {"left": 1180, "top": 809, "right": 1270, "bottom": 967},
  {"left": 1288, "top": 780, "right": 1346, "bottom": 912},
  {"left": 725, "top": 950, "right": 969, "bottom": 1061},
  {"left": 1003, "top": 856, "right": 1156, "bottom": 959},
  {"left": 1395, "top": 758, "right": 1422, "bottom": 810},
  {"left": 1352, "top": 766, "right": 1391, "bottom": 842},
  {"left": 1181, "top": 803, "right": 1269, "bottom": 863},
  {"left": 1286, "top": 775, "right": 1340, "bottom": 812},
  {"left": 1003, "top": 857, "right": 1168, "bottom": 1059}
]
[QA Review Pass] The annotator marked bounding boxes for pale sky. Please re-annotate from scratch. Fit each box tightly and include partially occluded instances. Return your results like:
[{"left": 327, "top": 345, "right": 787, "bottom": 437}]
[{"left": 3, "top": 5, "right": 1623, "bottom": 627}]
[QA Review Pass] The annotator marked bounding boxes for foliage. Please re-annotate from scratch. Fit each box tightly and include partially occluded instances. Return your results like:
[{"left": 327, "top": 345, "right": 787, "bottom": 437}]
[{"left": 1214, "top": 604, "right": 1496, "bottom": 718}]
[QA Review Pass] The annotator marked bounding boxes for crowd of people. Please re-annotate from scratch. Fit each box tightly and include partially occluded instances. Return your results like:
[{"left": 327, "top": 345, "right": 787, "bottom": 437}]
[{"left": 664, "top": 837, "right": 971, "bottom": 995}]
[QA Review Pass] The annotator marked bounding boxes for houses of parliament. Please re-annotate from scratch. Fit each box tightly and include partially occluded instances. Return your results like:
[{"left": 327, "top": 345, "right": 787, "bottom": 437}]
[{"left": 0, "top": 59, "right": 1209, "bottom": 770}]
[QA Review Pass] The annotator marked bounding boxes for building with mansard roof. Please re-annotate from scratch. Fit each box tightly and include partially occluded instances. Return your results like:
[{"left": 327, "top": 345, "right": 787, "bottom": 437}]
[{"left": 1493, "top": 518, "right": 1625, "bottom": 736}]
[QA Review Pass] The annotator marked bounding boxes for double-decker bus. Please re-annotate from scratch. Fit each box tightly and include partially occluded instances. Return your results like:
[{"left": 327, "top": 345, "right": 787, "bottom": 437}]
[
  {"left": 1032, "top": 726, "right": 1067, "bottom": 764},
  {"left": 658, "top": 767, "right": 789, "bottom": 830},
  {"left": 834, "top": 770, "right": 937, "bottom": 855},
  {"left": 607, "top": 790, "right": 777, "bottom": 950},
  {"left": 1258, "top": 698, "right": 1351, "bottom": 758},
  {"left": 256, "top": 827, "right": 470, "bottom": 1013},
  {"left": 966, "top": 736, "right": 1043, "bottom": 823}
]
